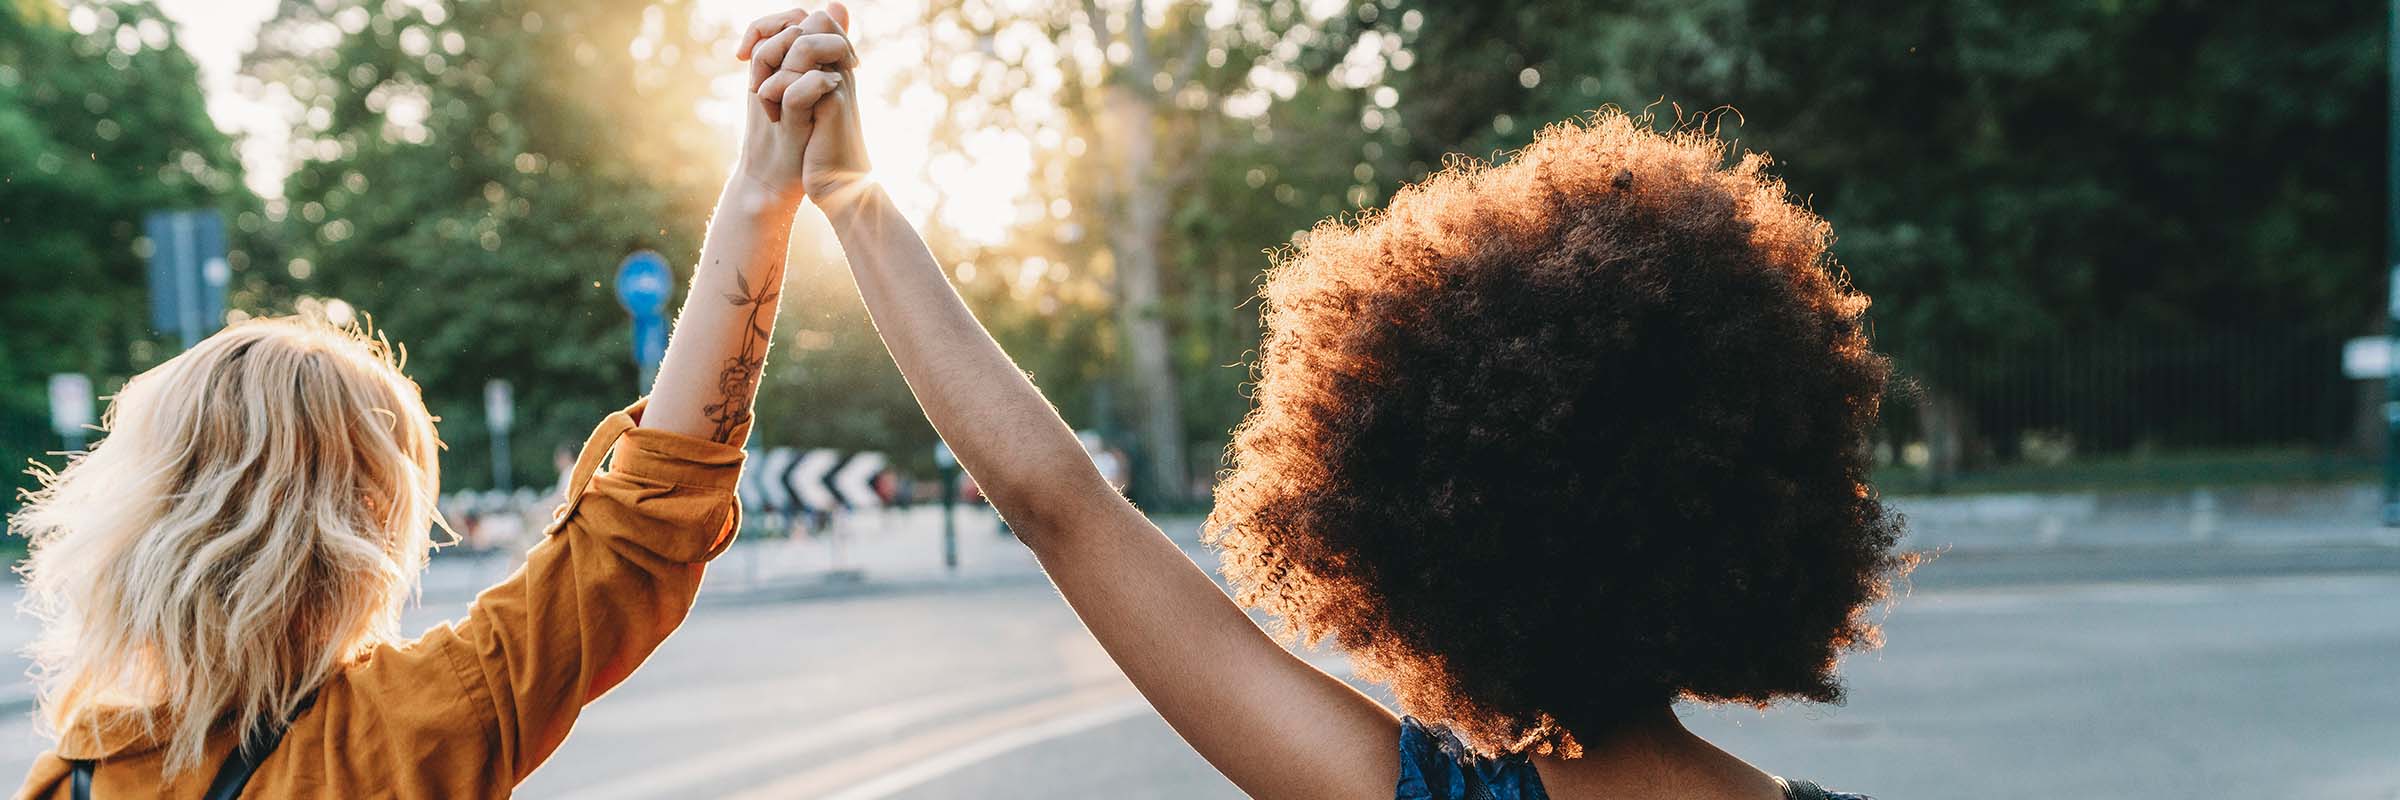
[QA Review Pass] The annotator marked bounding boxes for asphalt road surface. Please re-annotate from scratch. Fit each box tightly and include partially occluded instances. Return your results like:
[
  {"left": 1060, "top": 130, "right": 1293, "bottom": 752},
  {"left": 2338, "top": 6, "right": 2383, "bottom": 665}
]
[{"left": 3, "top": 546, "right": 2396, "bottom": 799}]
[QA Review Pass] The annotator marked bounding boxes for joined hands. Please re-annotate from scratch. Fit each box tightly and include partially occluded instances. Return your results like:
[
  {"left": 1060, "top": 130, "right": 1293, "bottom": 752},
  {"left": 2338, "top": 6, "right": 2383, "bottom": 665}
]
[{"left": 731, "top": 3, "right": 874, "bottom": 213}]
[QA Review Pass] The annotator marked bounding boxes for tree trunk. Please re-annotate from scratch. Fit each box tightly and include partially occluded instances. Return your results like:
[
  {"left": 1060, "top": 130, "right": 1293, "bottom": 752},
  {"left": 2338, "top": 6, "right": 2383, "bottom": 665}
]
[
  {"left": 1089, "top": 0, "right": 1188, "bottom": 505},
  {"left": 1106, "top": 81, "right": 1188, "bottom": 504},
  {"left": 1918, "top": 383, "right": 1968, "bottom": 492}
]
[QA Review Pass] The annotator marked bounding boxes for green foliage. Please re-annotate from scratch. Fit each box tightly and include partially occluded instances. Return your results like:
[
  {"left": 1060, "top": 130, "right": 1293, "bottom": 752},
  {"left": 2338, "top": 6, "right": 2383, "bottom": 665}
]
[
  {"left": 1382, "top": 0, "right": 2383, "bottom": 462},
  {"left": 249, "top": 0, "right": 731, "bottom": 486},
  {"left": 0, "top": 0, "right": 251, "bottom": 508},
  {"left": 908, "top": 0, "right": 1389, "bottom": 483},
  {"left": 2, "top": 0, "right": 2385, "bottom": 499}
]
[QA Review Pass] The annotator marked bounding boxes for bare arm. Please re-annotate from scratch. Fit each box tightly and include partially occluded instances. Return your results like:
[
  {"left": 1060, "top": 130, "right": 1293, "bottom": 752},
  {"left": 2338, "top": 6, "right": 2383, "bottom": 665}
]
[
  {"left": 641, "top": 14, "right": 855, "bottom": 443},
  {"left": 640, "top": 186, "right": 790, "bottom": 444},
  {"left": 794, "top": 19, "right": 1401, "bottom": 792}
]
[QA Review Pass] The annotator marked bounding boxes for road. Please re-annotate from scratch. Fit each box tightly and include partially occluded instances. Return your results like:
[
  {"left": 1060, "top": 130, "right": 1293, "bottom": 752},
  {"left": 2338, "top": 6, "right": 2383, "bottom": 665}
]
[{"left": 3, "top": 546, "right": 2397, "bottom": 798}]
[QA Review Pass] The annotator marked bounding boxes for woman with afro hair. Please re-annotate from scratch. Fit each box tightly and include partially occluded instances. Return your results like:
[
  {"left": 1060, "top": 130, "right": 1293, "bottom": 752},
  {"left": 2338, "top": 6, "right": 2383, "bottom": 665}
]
[{"left": 804, "top": 37, "right": 1899, "bottom": 795}]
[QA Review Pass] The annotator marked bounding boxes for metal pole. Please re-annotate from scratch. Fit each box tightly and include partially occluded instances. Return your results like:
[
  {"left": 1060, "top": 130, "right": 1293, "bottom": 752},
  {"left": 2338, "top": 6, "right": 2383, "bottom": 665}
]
[
  {"left": 2384, "top": 0, "right": 2400, "bottom": 525},
  {"left": 173, "top": 213, "right": 199, "bottom": 348},
  {"left": 491, "top": 427, "right": 513, "bottom": 492},
  {"left": 941, "top": 468, "right": 960, "bottom": 573}
]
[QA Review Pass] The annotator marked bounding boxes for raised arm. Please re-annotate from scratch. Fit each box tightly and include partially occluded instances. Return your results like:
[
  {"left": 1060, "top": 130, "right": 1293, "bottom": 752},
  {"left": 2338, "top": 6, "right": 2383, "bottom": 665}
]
[
  {"left": 355, "top": 16, "right": 861, "bottom": 786},
  {"left": 641, "top": 10, "right": 854, "bottom": 442},
  {"left": 776, "top": 11, "right": 1401, "bottom": 798}
]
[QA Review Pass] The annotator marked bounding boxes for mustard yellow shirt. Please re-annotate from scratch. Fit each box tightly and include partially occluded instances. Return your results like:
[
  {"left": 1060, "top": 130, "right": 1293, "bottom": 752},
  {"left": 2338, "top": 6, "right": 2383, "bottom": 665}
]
[{"left": 15, "top": 401, "right": 745, "bottom": 799}]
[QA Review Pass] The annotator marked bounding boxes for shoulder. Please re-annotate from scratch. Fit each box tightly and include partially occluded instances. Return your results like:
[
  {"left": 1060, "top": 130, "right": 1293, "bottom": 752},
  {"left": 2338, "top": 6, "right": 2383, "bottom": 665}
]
[
  {"left": 1395, "top": 717, "right": 1547, "bottom": 800},
  {"left": 14, "top": 752, "right": 72, "bottom": 799},
  {"left": 248, "top": 647, "right": 507, "bottom": 793},
  {"left": 320, "top": 630, "right": 500, "bottom": 743}
]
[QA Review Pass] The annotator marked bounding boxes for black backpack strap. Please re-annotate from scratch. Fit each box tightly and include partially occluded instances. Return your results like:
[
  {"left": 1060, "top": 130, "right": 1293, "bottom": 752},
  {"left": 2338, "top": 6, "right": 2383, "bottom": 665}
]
[
  {"left": 1783, "top": 778, "right": 1834, "bottom": 800},
  {"left": 67, "top": 693, "right": 315, "bottom": 799},
  {"left": 202, "top": 693, "right": 315, "bottom": 800}
]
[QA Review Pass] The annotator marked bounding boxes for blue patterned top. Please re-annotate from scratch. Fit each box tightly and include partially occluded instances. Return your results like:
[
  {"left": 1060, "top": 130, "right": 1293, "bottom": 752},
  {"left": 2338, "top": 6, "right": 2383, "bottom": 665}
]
[{"left": 1396, "top": 717, "right": 1872, "bottom": 800}]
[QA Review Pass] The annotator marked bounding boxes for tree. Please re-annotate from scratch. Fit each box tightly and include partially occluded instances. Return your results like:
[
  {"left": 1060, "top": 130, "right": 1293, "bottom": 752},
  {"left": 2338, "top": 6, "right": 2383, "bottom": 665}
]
[
  {"left": 1383, "top": 0, "right": 2383, "bottom": 474},
  {"left": 243, "top": 0, "right": 731, "bottom": 487},
  {"left": 906, "top": 0, "right": 1387, "bottom": 503},
  {"left": 0, "top": 0, "right": 254, "bottom": 509}
]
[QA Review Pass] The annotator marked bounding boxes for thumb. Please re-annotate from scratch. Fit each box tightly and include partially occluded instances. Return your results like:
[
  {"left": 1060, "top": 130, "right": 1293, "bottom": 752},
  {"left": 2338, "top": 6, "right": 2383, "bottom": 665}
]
[{"left": 827, "top": 2, "right": 851, "bottom": 35}]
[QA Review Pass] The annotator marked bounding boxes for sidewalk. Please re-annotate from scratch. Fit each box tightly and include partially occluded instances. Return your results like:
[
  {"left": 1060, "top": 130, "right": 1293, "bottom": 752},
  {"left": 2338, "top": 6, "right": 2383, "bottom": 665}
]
[
  {"left": 1887, "top": 482, "right": 2400, "bottom": 553},
  {"left": 415, "top": 504, "right": 1106, "bottom": 607}
]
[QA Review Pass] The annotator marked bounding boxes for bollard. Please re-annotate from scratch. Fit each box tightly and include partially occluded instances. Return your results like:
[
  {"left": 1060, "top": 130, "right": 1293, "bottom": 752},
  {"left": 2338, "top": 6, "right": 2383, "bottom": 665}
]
[
  {"left": 936, "top": 443, "right": 960, "bottom": 574},
  {"left": 2189, "top": 489, "right": 2219, "bottom": 543}
]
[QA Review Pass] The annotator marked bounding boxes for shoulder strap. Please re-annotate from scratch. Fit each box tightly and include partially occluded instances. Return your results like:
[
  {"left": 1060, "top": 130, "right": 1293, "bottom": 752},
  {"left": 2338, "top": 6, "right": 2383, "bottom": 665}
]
[
  {"left": 72, "top": 695, "right": 317, "bottom": 800},
  {"left": 204, "top": 693, "right": 316, "bottom": 800},
  {"left": 1783, "top": 778, "right": 1834, "bottom": 800}
]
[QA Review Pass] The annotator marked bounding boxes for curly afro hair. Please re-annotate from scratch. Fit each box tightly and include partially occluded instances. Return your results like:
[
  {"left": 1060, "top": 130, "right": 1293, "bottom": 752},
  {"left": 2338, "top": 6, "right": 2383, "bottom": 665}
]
[{"left": 1206, "top": 111, "right": 1907, "bottom": 758}]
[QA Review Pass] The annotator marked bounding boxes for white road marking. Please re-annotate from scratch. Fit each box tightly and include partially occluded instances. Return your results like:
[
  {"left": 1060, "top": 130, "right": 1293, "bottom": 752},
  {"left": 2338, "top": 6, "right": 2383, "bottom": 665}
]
[
  {"left": 566, "top": 677, "right": 1066, "bottom": 800},
  {"left": 730, "top": 654, "right": 1358, "bottom": 800},
  {"left": 722, "top": 684, "right": 1148, "bottom": 800},
  {"left": 814, "top": 695, "right": 1154, "bottom": 800}
]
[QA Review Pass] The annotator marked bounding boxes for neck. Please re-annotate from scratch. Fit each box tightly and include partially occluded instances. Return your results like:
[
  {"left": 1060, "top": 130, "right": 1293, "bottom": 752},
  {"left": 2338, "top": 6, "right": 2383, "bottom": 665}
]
[{"left": 1529, "top": 706, "right": 1785, "bottom": 800}]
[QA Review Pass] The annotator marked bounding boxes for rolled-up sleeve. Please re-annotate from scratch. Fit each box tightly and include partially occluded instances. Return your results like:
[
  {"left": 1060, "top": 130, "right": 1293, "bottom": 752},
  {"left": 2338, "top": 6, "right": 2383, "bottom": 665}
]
[{"left": 420, "top": 400, "right": 745, "bottom": 782}]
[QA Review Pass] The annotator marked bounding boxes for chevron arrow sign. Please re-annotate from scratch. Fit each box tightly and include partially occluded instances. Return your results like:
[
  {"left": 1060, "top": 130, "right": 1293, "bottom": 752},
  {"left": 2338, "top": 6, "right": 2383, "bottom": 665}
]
[
  {"left": 788, "top": 448, "right": 842, "bottom": 512},
  {"left": 833, "top": 451, "right": 887, "bottom": 510},
  {"left": 753, "top": 447, "right": 798, "bottom": 512}
]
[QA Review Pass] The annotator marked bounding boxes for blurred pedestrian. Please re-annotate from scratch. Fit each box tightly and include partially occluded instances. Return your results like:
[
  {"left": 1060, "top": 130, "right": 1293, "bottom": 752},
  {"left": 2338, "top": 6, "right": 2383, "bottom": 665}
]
[
  {"left": 5, "top": 8, "right": 847, "bottom": 791},
  {"left": 766, "top": 15, "right": 1888, "bottom": 799}
]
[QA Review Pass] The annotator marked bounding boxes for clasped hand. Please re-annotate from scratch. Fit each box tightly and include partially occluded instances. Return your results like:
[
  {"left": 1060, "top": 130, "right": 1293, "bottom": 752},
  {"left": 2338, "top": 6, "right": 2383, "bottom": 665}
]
[{"left": 731, "top": 3, "right": 873, "bottom": 210}]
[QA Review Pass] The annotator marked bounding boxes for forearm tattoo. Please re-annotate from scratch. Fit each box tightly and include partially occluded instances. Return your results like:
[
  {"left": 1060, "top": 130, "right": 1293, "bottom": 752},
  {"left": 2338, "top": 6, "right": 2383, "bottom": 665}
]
[{"left": 703, "top": 270, "right": 778, "bottom": 442}]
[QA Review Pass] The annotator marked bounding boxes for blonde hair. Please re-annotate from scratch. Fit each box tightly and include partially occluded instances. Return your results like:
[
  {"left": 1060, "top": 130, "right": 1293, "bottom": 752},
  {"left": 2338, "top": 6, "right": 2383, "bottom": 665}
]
[{"left": 12, "top": 316, "right": 446, "bottom": 774}]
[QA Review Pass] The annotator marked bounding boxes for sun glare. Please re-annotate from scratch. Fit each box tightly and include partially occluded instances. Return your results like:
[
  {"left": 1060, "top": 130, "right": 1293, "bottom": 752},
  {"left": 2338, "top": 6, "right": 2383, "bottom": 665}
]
[
  {"left": 700, "top": 0, "right": 1039, "bottom": 246},
  {"left": 151, "top": 0, "right": 1043, "bottom": 246}
]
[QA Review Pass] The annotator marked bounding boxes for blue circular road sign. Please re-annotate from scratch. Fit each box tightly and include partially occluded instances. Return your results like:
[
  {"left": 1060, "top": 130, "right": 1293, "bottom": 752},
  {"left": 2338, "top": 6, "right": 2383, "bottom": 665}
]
[{"left": 615, "top": 251, "right": 673, "bottom": 318}]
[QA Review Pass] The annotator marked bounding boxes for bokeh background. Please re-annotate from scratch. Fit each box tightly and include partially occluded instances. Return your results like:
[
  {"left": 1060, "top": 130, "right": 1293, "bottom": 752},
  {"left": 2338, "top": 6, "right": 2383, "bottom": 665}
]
[
  {"left": 3, "top": 1, "right": 2397, "bottom": 797},
  {"left": 3, "top": 0, "right": 2385, "bottom": 506}
]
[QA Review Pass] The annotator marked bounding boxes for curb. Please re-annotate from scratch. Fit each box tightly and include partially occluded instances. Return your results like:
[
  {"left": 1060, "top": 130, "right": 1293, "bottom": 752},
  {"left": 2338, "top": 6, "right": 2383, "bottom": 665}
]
[
  {"left": 695, "top": 569, "right": 1056, "bottom": 609},
  {"left": 1903, "top": 543, "right": 2400, "bottom": 589}
]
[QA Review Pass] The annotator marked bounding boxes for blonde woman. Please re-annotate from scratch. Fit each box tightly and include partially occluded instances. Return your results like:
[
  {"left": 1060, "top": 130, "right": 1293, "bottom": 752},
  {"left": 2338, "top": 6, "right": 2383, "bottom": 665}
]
[{"left": 9, "top": 9, "right": 853, "bottom": 795}]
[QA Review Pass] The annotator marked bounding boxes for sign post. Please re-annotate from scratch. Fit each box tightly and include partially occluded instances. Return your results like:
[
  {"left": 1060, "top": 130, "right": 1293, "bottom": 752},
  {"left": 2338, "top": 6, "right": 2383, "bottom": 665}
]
[
  {"left": 935, "top": 442, "right": 959, "bottom": 573},
  {"left": 145, "top": 210, "right": 228, "bottom": 349},
  {"left": 615, "top": 251, "right": 673, "bottom": 393},
  {"left": 2386, "top": 0, "right": 2400, "bottom": 526},
  {"left": 485, "top": 379, "right": 514, "bottom": 491},
  {"left": 48, "top": 373, "right": 93, "bottom": 451}
]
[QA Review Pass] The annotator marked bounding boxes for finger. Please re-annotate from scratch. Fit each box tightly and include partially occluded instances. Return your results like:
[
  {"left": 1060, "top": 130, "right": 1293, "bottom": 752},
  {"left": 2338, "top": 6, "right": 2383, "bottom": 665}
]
[
  {"left": 757, "top": 69, "right": 805, "bottom": 122},
  {"left": 795, "top": 10, "right": 858, "bottom": 70},
  {"left": 749, "top": 25, "right": 808, "bottom": 89},
  {"left": 779, "top": 33, "right": 858, "bottom": 72},
  {"left": 736, "top": 8, "right": 811, "bottom": 60},
  {"left": 827, "top": 2, "right": 851, "bottom": 34},
  {"left": 780, "top": 69, "right": 843, "bottom": 124},
  {"left": 808, "top": 72, "right": 849, "bottom": 130},
  {"left": 758, "top": 68, "right": 806, "bottom": 106},
  {"left": 797, "top": 9, "right": 840, "bottom": 36}
]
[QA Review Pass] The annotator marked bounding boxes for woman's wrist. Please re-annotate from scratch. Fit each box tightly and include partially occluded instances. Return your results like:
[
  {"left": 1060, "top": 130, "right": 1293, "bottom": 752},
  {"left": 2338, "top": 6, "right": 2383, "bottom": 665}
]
[
  {"left": 721, "top": 171, "right": 805, "bottom": 221},
  {"left": 812, "top": 177, "right": 887, "bottom": 228}
]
